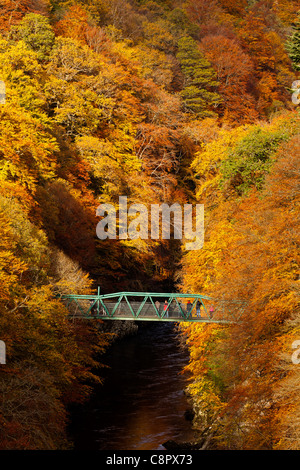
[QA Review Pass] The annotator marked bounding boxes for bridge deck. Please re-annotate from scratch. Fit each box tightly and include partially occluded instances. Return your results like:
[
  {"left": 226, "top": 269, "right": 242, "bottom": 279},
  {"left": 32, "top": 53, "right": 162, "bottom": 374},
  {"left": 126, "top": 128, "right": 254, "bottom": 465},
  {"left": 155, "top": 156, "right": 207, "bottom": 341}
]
[
  {"left": 59, "top": 291, "right": 245, "bottom": 323},
  {"left": 85, "top": 301, "right": 227, "bottom": 323}
]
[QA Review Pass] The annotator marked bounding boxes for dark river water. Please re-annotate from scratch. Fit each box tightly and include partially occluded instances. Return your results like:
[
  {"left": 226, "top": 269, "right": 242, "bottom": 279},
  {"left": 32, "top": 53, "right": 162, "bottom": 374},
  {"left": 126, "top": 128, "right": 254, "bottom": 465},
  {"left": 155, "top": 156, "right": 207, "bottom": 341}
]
[{"left": 70, "top": 322, "right": 195, "bottom": 450}]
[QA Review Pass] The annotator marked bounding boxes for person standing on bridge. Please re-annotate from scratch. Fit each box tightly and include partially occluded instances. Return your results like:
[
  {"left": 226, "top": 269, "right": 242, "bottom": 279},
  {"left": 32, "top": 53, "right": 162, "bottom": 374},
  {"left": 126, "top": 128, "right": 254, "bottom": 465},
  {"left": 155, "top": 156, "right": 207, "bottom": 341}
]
[
  {"left": 196, "top": 300, "right": 202, "bottom": 317},
  {"left": 163, "top": 300, "right": 169, "bottom": 318},
  {"left": 187, "top": 300, "right": 193, "bottom": 317}
]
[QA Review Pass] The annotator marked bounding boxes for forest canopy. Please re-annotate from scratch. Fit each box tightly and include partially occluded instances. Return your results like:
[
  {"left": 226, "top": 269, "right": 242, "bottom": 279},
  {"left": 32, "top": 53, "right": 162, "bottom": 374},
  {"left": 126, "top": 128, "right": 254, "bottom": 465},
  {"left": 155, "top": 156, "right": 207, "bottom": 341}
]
[{"left": 0, "top": 0, "right": 299, "bottom": 450}]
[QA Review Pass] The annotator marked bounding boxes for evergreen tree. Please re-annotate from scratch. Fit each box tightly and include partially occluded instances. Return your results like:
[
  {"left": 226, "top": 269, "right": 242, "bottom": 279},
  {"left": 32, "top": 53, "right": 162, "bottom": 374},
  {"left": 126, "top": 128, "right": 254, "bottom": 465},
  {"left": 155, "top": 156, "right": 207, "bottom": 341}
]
[
  {"left": 287, "top": 13, "right": 300, "bottom": 70},
  {"left": 176, "top": 36, "right": 221, "bottom": 118}
]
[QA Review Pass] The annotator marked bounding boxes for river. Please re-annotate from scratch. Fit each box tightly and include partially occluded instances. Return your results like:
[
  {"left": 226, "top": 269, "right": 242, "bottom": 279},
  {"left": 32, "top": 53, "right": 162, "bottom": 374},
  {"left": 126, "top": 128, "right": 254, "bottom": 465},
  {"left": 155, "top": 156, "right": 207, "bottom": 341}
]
[{"left": 69, "top": 322, "right": 195, "bottom": 451}]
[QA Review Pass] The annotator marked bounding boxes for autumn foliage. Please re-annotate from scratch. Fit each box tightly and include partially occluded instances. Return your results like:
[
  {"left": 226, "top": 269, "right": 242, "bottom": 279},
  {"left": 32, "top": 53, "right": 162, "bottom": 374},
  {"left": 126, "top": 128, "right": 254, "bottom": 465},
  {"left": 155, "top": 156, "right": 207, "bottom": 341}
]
[
  {"left": 179, "top": 114, "right": 300, "bottom": 449},
  {"left": 0, "top": 0, "right": 299, "bottom": 450}
]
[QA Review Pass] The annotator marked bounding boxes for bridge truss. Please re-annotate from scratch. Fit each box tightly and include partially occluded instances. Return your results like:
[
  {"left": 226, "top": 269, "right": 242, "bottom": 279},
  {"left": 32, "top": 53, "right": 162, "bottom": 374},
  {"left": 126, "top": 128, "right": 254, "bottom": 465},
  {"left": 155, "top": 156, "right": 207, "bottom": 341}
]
[{"left": 59, "top": 290, "right": 246, "bottom": 324}]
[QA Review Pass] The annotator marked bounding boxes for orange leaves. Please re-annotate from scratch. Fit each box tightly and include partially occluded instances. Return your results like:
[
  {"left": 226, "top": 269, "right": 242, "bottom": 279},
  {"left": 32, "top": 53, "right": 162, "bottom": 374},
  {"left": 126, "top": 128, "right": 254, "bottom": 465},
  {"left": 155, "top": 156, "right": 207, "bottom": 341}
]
[
  {"left": 184, "top": 1, "right": 295, "bottom": 121},
  {"left": 217, "top": 0, "right": 247, "bottom": 16},
  {"left": 272, "top": 0, "right": 300, "bottom": 25},
  {"left": 201, "top": 35, "right": 253, "bottom": 83},
  {"left": 0, "top": 0, "right": 298, "bottom": 450},
  {"left": 200, "top": 34, "right": 257, "bottom": 124},
  {"left": 237, "top": 10, "right": 293, "bottom": 115},
  {"left": 0, "top": 0, "right": 31, "bottom": 32},
  {"left": 54, "top": 4, "right": 111, "bottom": 57},
  {"left": 185, "top": 0, "right": 223, "bottom": 26},
  {"left": 135, "top": 123, "right": 180, "bottom": 198},
  {"left": 180, "top": 113, "right": 300, "bottom": 448},
  {"left": 0, "top": 186, "right": 109, "bottom": 448},
  {"left": 54, "top": 5, "right": 90, "bottom": 43},
  {"left": 222, "top": 132, "right": 300, "bottom": 441},
  {"left": 264, "top": 132, "right": 300, "bottom": 206}
]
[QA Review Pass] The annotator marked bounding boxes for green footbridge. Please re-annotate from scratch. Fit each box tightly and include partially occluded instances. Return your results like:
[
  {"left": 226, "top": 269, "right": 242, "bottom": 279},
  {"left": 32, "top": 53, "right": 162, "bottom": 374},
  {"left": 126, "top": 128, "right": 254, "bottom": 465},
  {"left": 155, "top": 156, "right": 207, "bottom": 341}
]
[{"left": 59, "top": 290, "right": 246, "bottom": 324}]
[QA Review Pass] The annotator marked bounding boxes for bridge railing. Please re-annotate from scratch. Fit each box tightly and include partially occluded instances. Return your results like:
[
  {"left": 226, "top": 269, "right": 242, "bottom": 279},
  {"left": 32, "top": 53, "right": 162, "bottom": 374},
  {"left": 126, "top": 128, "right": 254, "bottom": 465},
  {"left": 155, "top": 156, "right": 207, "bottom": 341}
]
[
  {"left": 58, "top": 291, "right": 246, "bottom": 323},
  {"left": 89, "top": 301, "right": 200, "bottom": 320}
]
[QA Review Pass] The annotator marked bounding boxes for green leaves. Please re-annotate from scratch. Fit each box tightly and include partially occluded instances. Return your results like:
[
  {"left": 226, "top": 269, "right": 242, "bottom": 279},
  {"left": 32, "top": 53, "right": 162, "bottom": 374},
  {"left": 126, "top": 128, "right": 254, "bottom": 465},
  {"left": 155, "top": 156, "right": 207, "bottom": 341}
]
[
  {"left": 220, "top": 125, "right": 290, "bottom": 195},
  {"left": 286, "top": 12, "right": 300, "bottom": 71},
  {"left": 12, "top": 13, "right": 55, "bottom": 61},
  {"left": 176, "top": 36, "right": 221, "bottom": 118}
]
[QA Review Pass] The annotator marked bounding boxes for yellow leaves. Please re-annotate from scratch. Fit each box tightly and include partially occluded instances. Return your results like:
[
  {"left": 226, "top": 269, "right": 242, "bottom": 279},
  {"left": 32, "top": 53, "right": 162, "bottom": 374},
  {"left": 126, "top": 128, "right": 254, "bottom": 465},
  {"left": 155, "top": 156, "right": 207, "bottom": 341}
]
[
  {"left": 0, "top": 206, "right": 27, "bottom": 303},
  {"left": 187, "top": 377, "right": 225, "bottom": 412},
  {"left": 49, "top": 81, "right": 103, "bottom": 135},
  {"left": 0, "top": 39, "right": 48, "bottom": 117},
  {"left": 192, "top": 125, "right": 245, "bottom": 177},
  {"left": 181, "top": 209, "right": 238, "bottom": 294},
  {"left": 0, "top": 194, "right": 49, "bottom": 284},
  {"left": 0, "top": 40, "right": 58, "bottom": 192},
  {"left": 142, "top": 19, "right": 175, "bottom": 53},
  {"left": 75, "top": 131, "right": 140, "bottom": 196},
  {"left": 109, "top": 39, "right": 144, "bottom": 74},
  {"left": 180, "top": 322, "right": 227, "bottom": 431},
  {"left": 0, "top": 105, "right": 58, "bottom": 192},
  {"left": 192, "top": 113, "right": 298, "bottom": 208},
  {"left": 48, "top": 37, "right": 100, "bottom": 81},
  {"left": 129, "top": 44, "right": 174, "bottom": 89},
  {"left": 0, "top": 39, "right": 42, "bottom": 77},
  {"left": 181, "top": 322, "right": 223, "bottom": 373},
  {"left": 180, "top": 112, "right": 300, "bottom": 448},
  {"left": 25, "top": 284, "right": 64, "bottom": 320},
  {"left": 192, "top": 124, "right": 249, "bottom": 204}
]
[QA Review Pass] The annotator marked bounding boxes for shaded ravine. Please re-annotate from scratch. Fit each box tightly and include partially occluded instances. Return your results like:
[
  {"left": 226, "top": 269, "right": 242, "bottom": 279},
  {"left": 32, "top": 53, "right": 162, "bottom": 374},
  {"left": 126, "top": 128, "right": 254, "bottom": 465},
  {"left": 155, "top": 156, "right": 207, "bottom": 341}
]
[{"left": 69, "top": 322, "right": 195, "bottom": 450}]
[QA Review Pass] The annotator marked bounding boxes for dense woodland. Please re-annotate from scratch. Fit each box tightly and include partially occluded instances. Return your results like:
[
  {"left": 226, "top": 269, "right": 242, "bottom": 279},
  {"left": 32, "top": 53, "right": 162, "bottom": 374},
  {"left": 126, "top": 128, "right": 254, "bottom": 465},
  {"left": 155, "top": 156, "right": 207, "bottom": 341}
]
[{"left": 0, "top": 0, "right": 299, "bottom": 450}]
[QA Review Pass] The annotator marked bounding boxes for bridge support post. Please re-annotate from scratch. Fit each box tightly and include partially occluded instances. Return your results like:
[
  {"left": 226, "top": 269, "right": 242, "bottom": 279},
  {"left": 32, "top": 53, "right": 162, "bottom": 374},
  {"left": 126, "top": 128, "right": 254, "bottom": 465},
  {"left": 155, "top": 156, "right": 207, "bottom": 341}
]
[{"left": 97, "top": 286, "right": 100, "bottom": 316}]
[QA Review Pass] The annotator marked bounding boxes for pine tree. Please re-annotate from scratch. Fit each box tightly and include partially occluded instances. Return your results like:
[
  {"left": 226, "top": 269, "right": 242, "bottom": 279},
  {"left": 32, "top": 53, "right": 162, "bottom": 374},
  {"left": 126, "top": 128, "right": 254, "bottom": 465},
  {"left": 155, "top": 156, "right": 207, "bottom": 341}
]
[
  {"left": 176, "top": 36, "right": 221, "bottom": 118},
  {"left": 287, "top": 13, "right": 300, "bottom": 70}
]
